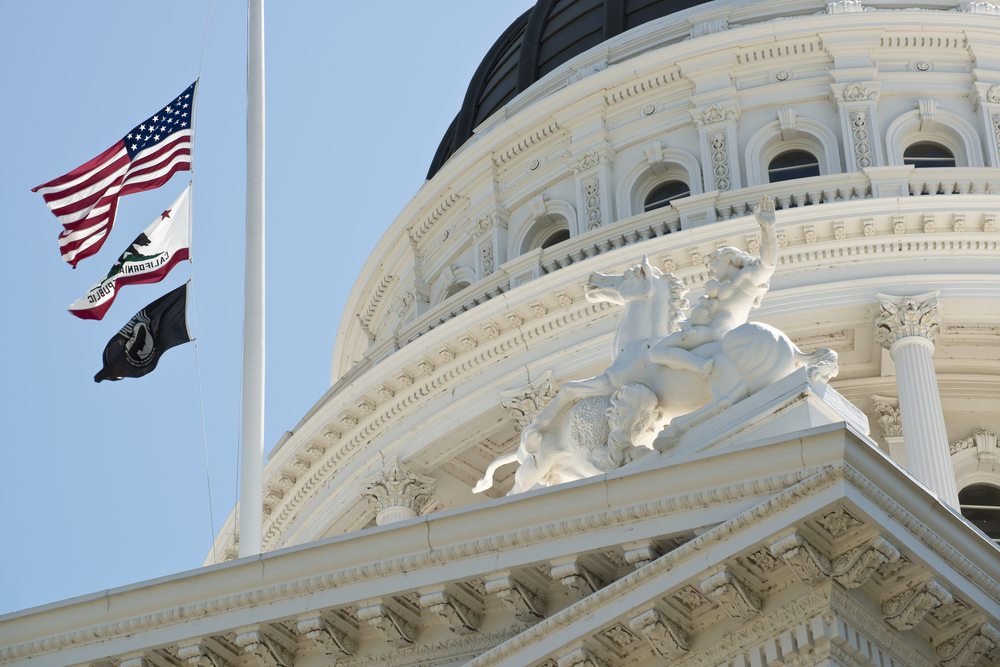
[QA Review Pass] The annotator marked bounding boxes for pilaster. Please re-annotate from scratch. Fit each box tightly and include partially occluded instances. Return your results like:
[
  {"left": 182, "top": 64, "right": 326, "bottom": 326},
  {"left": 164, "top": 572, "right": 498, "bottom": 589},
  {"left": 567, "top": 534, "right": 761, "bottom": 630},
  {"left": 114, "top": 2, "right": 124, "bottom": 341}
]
[
  {"left": 970, "top": 81, "right": 1000, "bottom": 167},
  {"left": 871, "top": 394, "right": 906, "bottom": 466},
  {"left": 831, "top": 80, "right": 884, "bottom": 171},
  {"left": 568, "top": 147, "right": 614, "bottom": 233},
  {"left": 691, "top": 102, "right": 742, "bottom": 193}
]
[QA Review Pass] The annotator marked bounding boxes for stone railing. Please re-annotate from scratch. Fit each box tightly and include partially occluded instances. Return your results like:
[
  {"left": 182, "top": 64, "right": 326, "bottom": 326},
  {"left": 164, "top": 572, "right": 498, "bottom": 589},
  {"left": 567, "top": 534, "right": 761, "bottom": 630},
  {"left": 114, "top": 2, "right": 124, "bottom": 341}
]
[{"left": 364, "top": 168, "right": 1000, "bottom": 364}]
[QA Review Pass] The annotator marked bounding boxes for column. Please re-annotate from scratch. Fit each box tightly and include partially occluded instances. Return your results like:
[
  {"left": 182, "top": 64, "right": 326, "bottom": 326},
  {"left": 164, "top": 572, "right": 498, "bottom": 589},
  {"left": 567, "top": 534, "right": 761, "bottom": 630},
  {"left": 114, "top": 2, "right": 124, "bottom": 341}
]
[
  {"left": 362, "top": 457, "right": 436, "bottom": 526},
  {"left": 874, "top": 292, "right": 959, "bottom": 506}
]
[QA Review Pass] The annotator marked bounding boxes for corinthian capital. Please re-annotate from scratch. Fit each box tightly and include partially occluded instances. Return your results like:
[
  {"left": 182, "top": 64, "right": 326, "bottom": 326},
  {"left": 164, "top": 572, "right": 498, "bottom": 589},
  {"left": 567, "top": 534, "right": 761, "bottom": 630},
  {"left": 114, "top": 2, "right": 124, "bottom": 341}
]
[
  {"left": 874, "top": 292, "right": 941, "bottom": 348},
  {"left": 362, "top": 458, "right": 436, "bottom": 525}
]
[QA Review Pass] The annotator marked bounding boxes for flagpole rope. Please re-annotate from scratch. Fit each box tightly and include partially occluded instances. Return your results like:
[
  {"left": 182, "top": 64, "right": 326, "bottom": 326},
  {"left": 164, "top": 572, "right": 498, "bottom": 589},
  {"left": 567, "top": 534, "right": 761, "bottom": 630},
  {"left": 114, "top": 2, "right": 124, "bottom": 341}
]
[
  {"left": 192, "top": 337, "right": 220, "bottom": 565},
  {"left": 198, "top": 0, "right": 214, "bottom": 79}
]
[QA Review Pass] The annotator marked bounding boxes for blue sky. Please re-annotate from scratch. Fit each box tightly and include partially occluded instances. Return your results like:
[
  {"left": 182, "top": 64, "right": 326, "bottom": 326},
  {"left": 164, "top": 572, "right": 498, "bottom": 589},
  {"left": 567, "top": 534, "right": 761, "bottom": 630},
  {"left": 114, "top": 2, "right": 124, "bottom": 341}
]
[{"left": 0, "top": 1, "right": 531, "bottom": 614}]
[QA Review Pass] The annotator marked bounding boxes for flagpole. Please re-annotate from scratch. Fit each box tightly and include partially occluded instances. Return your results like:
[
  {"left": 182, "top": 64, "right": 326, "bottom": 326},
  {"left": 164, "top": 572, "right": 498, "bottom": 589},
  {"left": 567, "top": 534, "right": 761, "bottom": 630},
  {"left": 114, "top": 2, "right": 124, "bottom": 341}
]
[{"left": 239, "top": 0, "right": 265, "bottom": 558}]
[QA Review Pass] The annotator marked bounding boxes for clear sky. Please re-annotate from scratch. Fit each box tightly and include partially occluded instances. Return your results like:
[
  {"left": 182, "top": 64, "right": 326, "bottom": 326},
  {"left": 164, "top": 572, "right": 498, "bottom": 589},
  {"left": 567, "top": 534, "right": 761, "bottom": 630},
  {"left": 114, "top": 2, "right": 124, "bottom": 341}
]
[{"left": 0, "top": 1, "right": 532, "bottom": 615}]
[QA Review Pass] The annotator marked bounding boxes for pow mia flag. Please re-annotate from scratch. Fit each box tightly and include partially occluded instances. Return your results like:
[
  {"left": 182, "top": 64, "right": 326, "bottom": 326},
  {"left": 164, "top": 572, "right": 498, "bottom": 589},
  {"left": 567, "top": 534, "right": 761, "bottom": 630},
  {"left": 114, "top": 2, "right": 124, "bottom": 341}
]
[{"left": 95, "top": 284, "right": 191, "bottom": 382}]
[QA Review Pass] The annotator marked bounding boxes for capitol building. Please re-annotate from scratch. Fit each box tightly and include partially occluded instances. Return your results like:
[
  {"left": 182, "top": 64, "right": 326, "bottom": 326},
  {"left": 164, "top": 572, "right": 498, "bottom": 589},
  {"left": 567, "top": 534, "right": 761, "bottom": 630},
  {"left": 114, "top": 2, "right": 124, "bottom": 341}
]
[{"left": 3, "top": 0, "right": 1000, "bottom": 665}]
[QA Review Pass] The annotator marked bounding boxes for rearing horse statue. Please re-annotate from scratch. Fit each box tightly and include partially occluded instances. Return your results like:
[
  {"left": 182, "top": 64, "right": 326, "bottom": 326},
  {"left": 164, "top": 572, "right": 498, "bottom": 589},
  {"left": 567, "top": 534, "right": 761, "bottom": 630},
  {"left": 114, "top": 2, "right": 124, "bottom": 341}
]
[{"left": 474, "top": 197, "right": 838, "bottom": 495}]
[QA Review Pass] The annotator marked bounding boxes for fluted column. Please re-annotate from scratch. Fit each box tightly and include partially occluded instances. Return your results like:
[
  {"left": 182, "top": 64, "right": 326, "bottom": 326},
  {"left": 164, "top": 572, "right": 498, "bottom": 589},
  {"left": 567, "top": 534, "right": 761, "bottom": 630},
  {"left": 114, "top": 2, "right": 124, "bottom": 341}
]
[{"left": 874, "top": 292, "right": 959, "bottom": 506}]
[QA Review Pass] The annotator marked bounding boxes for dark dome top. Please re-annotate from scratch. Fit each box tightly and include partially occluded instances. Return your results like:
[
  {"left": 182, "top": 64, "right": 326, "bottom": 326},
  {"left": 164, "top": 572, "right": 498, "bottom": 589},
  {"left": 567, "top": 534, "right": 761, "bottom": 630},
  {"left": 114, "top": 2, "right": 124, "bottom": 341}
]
[{"left": 427, "top": 0, "right": 714, "bottom": 179}]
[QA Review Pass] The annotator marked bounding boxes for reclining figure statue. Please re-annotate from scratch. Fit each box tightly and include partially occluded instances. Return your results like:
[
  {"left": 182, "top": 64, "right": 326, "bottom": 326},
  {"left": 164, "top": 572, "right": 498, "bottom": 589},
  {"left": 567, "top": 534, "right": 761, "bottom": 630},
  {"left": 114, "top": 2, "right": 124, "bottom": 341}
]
[{"left": 473, "top": 195, "right": 838, "bottom": 495}]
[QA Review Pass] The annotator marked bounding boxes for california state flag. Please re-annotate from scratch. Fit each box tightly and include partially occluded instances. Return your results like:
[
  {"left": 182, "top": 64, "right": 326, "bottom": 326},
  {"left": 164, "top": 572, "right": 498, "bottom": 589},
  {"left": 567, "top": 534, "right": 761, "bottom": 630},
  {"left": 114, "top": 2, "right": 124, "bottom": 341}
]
[{"left": 69, "top": 185, "right": 192, "bottom": 320}]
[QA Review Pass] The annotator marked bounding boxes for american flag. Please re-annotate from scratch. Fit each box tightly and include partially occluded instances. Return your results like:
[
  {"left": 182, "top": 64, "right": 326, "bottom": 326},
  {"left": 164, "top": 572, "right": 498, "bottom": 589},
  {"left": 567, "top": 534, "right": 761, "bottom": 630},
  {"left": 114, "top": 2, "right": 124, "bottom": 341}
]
[{"left": 32, "top": 81, "right": 197, "bottom": 267}]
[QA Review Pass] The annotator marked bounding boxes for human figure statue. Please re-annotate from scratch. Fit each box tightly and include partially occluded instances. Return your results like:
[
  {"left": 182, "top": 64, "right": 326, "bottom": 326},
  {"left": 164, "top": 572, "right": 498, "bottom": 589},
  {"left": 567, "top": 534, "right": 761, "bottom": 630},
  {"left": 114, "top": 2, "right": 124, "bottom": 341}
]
[{"left": 647, "top": 194, "right": 778, "bottom": 376}]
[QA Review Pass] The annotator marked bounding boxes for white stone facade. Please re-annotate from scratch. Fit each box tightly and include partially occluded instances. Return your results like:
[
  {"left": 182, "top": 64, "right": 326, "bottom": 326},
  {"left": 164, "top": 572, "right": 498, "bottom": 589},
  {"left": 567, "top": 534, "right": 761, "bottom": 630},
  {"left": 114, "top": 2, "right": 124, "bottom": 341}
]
[{"left": 2, "top": 1, "right": 1000, "bottom": 665}]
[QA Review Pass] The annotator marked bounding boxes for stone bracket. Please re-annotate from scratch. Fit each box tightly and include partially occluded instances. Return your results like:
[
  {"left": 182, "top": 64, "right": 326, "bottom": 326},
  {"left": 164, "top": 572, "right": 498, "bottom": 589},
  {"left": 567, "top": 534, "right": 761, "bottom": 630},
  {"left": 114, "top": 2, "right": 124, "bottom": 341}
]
[
  {"left": 177, "top": 639, "right": 239, "bottom": 667},
  {"left": 831, "top": 535, "right": 900, "bottom": 588},
  {"left": 768, "top": 532, "right": 831, "bottom": 585},
  {"left": 357, "top": 599, "right": 416, "bottom": 647},
  {"left": 484, "top": 571, "right": 545, "bottom": 621},
  {"left": 622, "top": 540, "right": 660, "bottom": 569},
  {"left": 296, "top": 615, "right": 356, "bottom": 656},
  {"left": 699, "top": 568, "right": 761, "bottom": 622},
  {"left": 419, "top": 586, "right": 480, "bottom": 634},
  {"left": 233, "top": 627, "right": 295, "bottom": 667},
  {"left": 628, "top": 608, "right": 690, "bottom": 659},
  {"left": 551, "top": 557, "right": 603, "bottom": 598},
  {"left": 881, "top": 579, "right": 953, "bottom": 631},
  {"left": 936, "top": 621, "right": 1000, "bottom": 667}
]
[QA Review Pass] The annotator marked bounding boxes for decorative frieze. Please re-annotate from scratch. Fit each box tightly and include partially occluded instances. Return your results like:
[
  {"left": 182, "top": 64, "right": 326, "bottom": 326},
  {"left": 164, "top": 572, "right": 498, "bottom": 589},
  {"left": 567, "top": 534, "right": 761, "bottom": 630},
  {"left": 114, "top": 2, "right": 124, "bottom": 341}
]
[
  {"left": 881, "top": 579, "right": 953, "bottom": 631},
  {"left": 628, "top": 608, "right": 690, "bottom": 659},
  {"left": 699, "top": 568, "right": 761, "bottom": 622},
  {"left": 951, "top": 428, "right": 999, "bottom": 460},
  {"left": 831, "top": 535, "right": 901, "bottom": 588},
  {"left": 361, "top": 458, "right": 436, "bottom": 526}
]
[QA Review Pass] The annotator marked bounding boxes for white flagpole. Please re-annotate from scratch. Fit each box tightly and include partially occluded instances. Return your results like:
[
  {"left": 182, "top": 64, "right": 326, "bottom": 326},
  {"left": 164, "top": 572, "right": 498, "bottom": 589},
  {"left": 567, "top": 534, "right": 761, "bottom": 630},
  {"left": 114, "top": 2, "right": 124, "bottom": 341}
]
[{"left": 239, "top": 0, "right": 265, "bottom": 558}]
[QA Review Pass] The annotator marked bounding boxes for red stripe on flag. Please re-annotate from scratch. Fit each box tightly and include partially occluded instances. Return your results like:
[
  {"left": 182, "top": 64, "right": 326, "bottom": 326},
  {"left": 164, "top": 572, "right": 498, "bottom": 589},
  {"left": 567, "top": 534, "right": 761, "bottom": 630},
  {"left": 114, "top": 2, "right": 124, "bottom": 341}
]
[
  {"left": 31, "top": 141, "right": 126, "bottom": 192},
  {"left": 69, "top": 248, "right": 191, "bottom": 320}
]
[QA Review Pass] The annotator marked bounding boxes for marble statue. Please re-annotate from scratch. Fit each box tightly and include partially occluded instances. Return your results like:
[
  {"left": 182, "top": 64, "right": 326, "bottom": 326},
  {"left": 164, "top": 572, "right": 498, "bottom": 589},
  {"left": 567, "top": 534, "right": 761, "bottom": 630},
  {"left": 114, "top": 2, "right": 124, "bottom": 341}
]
[{"left": 474, "top": 196, "right": 838, "bottom": 495}]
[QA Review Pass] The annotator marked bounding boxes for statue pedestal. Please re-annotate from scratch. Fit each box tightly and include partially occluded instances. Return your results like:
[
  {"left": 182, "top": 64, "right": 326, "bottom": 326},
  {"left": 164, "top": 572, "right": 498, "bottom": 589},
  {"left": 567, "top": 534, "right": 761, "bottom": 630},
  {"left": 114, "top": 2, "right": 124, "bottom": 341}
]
[{"left": 662, "top": 368, "right": 869, "bottom": 461}]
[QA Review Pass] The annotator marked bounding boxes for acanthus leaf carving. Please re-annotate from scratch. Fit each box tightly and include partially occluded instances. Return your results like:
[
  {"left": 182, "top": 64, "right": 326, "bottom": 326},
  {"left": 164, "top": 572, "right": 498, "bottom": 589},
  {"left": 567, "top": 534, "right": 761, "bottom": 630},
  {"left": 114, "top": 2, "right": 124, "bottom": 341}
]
[
  {"left": 628, "top": 608, "right": 690, "bottom": 659},
  {"left": 875, "top": 292, "right": 941, "bottom": 347},
  {"left": 871, "top": 394, "right": 903, "bottom": 439},
  {"left": 296, "top": 616, "right": 356, "bottom": 657},
  {"left": 551, "top": 557, "right": 603, "bottom": 599},
  {"left": 881, "top": 578, "right": 953, "bottom": 631},
  {"left": 234, "top": 628, "right": 294, "bottom": 667},
  {"left": 936, "top": 621, "right": 1000, "bottom": 667},
  {"left": 361, "top": 457, "right": 436, "bottom": 525},
  {"left": 768, "top": 532, "right": 831, "bottom": 584},
  {"left": 831, "top": 535, "right": 901, "bottom": 588},
  {"left": 484, "top": 571, "right": 545, "bottom": 621},
  {"left": 500, "top": 372, "right": 559, "bottom": 430},
  {"left": 356, "top": 600, "right": 415, "bottom": 647},
  {"left": 419, "top": 587, "right": 480, "bottom": 634},
  {"left": 698, "top": 568, "right": 761, "bottom": 622}
]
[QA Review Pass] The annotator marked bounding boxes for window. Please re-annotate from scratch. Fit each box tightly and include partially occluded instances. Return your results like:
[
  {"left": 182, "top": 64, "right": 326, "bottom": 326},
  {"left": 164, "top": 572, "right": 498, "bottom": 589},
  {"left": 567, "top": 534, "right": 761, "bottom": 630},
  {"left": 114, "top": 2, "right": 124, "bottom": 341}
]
[
  {"left": 767, "top": 150, "right": 820, "bottom": 183},
  {"left": 643, "top": 180, "right": 690, "bottom": 212},
  {"left": 540, "top": 229, "right": 570, "bottom": 249},
  {"left": 959, "top": 484, "right": 1000, "bottom": 543},
  {"left": 903, "top": 141, "right": 956, "bottom": 168}
]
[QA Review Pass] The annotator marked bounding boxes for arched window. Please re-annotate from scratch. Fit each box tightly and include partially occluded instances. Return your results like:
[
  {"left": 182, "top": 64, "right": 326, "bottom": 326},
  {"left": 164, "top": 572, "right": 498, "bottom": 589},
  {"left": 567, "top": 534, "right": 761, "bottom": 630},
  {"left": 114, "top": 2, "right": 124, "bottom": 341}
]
[
  {"left": 540, "top": 229, "right": 570, "bottom": 249},
  {"left": 767, "top": 150, "right": 820, "bottom": 183},
  {"left": 959, "top": 484, "right": 1000, "bottom": 543},
  {"left": 903, "top": 141, "right": 956, "bottom": 168},
  {"left": 643, "top": 180, "right": 690, "bottom": 212}
]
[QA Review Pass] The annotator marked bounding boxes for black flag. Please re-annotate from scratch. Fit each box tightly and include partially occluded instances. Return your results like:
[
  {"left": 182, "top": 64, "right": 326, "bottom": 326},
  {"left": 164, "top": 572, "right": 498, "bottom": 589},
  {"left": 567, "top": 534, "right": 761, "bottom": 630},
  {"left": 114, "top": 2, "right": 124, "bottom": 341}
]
[{"left": 95, "top": 284, "right": 191, "bottom": 382}]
